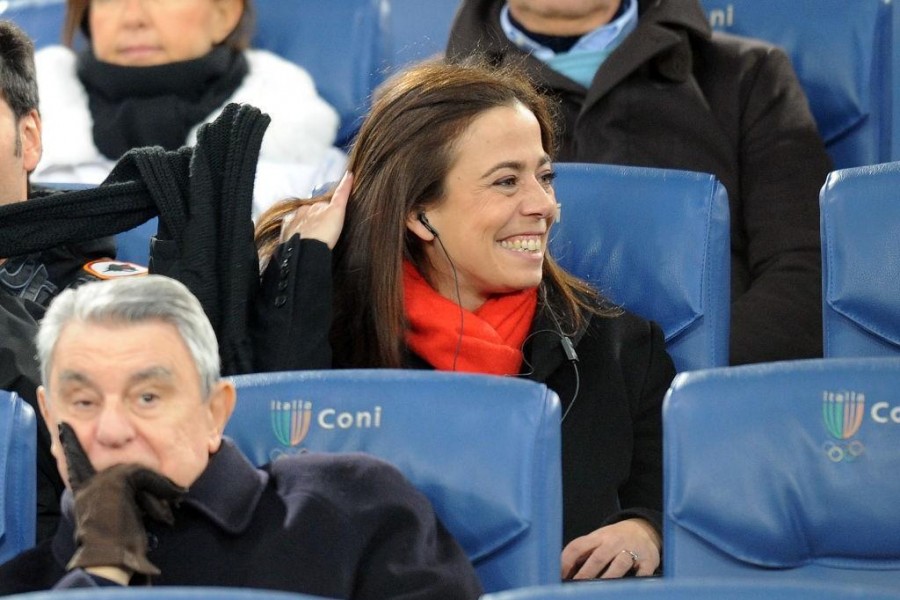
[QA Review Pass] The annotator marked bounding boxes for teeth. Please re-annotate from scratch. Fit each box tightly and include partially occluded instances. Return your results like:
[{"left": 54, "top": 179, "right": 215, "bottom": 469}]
[{"left": 499, "top": 237, "right": 543, "bottom": 252}]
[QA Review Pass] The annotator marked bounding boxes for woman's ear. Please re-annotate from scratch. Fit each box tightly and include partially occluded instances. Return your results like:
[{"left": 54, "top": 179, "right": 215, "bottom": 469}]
[
  {"left": 406, "top": 211, "right": 437, "bottom": 242},
  {"left": 212, "top": 0, "right": 244, "bottom": 45}
]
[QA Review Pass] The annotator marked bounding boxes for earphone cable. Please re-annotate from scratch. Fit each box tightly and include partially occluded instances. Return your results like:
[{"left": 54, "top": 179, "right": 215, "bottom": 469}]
[{"left": 435, "top": 234, "right": 464, "bottom": 372}]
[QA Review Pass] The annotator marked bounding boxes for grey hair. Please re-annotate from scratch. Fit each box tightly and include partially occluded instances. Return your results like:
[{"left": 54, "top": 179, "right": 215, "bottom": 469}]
[{"left": 36, "top": 275, "right": 220, "bottom": 398}]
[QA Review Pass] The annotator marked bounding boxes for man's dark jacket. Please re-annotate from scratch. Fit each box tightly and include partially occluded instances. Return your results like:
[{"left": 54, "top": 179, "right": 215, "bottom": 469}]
[
  {"left": 447, "top": 0, "right": 832, "bottom": 364},
  {"left": 1, "top": 197, "right": 118, "bottom": 543},
  {"left": 0, "top": 441, "right": 483, "bottom": 599}
]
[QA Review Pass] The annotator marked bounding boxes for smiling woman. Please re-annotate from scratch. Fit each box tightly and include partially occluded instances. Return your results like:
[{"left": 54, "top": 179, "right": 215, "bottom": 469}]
[
  {"left": 251, "top": 59, "right": 677, "bottom": 581},
  {"left": 30, "top": 0, "right": 346, "bottom": 216},
  {"left": 413, "top": 101, "right": 557, "bottom": 311}
]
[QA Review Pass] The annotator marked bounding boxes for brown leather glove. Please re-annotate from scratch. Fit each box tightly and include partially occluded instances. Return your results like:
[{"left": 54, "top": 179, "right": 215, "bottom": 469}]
[{"left": 59, "top": 422, "right": 187, "bottom": 578}]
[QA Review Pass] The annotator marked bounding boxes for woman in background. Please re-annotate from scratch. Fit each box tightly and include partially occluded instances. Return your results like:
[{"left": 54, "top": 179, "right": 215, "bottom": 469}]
[
  {"left": 33, "top": 0, "right": 344, "bottom": 216},
  {"left": 253, "top": 60, "right": 676, "bottom": 580}
]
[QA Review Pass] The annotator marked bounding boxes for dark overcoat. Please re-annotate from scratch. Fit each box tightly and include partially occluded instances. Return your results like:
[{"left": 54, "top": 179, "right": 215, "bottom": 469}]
[{"left": 448, "top": 0, "right": 832, "bottom": 364}]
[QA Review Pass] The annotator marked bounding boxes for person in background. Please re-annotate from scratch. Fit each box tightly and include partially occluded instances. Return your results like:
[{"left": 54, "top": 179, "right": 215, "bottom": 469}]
[
  {"left": 0, "top": 275, "right": 483, "bottom": 599},
  {"left": 446, "top": 0, "right": 832, "bottom": 365},
  {"left": 0, "top": 19, "right": 140, "bottom": 544},
  {"left": 0, "top": 20, "right": 40, "bottom": 208},
  {"left": 253, "top": 59, "right": 676, "bottom": 580},
  {"left": 33, "top": 0, "right": 345, "bottom": 216}
]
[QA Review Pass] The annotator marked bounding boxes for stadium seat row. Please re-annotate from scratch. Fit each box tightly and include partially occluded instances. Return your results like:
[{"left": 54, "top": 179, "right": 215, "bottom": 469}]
[{"left": 4, "top": 357, "right": 900, "bottom": 596}]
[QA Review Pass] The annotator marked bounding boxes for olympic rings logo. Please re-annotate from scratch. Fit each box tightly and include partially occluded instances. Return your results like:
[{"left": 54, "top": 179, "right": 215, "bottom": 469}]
[{"left": 823, "top": 439, "right": 866, "bottom": 462}]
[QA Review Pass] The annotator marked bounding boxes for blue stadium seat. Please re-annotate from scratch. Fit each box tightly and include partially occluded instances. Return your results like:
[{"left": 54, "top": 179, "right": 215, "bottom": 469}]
[
  {"left": 225, "top": 369, "right": 563, "bottom": 594},
  {"left": 549, "top": 162, "right": 730, "bottom": 372},
  {"left": 701, "top": 0, "right": 893, "bottom": 169},
  {"left": 895, "top": 0, "right": 900, "bottom": 159},
  {"left": 115, "top": 217, "right": 156, "bottom": 266},
  {"left": 0, "top": 391, "right": 36, "bottom": 565},
  {"left": 0, "top": 0, "right": 65, "bottom": 48},
  {"left": 386, "top": 0, "right": 460, "bottom": 70},
  {"left": 821, "top": 162, "right": 900, "bottom": 358},
  {"left": 663, "top": 357, "right": 900, "bottom": 590},
  {"left": 482, "top": 578, "right": 900, "bottom": 600},
  {"left": 252, "top": 0, "right": 390, "bottom": 147}
]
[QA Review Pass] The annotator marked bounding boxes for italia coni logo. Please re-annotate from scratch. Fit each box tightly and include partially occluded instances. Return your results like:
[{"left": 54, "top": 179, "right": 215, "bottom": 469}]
[
  {"left": 270, "top": 399, "right": 382, "bottom": 454},
  {"left": 822, "top": 390, "right": 865, "bottom": 462},
  {"left": 271, "top": 400, "right": 313, "bottom": 447}
]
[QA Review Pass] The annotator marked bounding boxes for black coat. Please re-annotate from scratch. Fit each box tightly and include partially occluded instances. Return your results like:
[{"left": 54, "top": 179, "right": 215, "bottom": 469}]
[
  {"left": 0, "top": 441, "right": 483, "bottom": 599},
  {"left": 447, "top": 0, "right": 832, "bottom": 365},
  {"left": 254, "top": 238, "right": 676, "bottom": 545},
  {"left": 522, "top": 304, "right": 674, "bottom": 544},
  {"left": 1, "top": 233, "right": 118, "bottom": 544}
]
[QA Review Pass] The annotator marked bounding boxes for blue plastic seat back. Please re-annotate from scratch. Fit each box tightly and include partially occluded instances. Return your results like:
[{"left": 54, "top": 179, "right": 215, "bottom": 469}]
[
  {"left": 386, "top": 0, "right": 460, "bottom": 70},
  {"left": 820, "top": 162, "right": 900, "bottom": 358},
  {"left": 663, "top": 358, "right": 900, "bottom": 590},
  {"left": 251, "top": 0, "right": 390, "bottom": 147},
  {"left": 481, "top": 577, "right": 900, "bottom": 600},
  {"left": 549, "top": 162, "right": 730, "bottom": 373},
  {"left": 115, "top": 217, "right": 157, "bottom": 266},
  {"left": 0, "top": 0, "right": 65, "bottom": 48},
  {"left": 225, "top": 369, "right": 562, "bottom": 594},
  {"left": 0, "top": 391, "right": 36, "bottom": 564},
  {"left": 701, "top": 0, "right": 892, "bottom": 169}
]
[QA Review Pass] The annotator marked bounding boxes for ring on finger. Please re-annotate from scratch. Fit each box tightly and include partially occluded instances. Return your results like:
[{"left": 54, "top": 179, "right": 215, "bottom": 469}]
[{"left": 621, "top": 549, "right": 640, "bottom": 565}]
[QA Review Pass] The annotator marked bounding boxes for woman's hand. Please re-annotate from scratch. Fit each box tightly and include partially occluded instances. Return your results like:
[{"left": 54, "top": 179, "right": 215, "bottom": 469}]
[
  {"left": 280, "top": 171, "right": 353, "bottom": 250},
  {"left": 560, "top": 517, "right": 661, "bottom": 580}
]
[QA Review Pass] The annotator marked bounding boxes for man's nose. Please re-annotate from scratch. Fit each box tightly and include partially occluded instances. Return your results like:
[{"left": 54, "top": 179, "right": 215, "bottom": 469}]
[{"left": 94, "top": 401, "right": 137, "bottom": 448}]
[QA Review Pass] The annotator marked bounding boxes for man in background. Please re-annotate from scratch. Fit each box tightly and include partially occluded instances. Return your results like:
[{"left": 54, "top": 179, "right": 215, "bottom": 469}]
[
  {"left": 0, "top": 19, "right": 140, "bottom": 542},
  {"left": 448, "top": 0, "right": 832, "bottom": 365}
]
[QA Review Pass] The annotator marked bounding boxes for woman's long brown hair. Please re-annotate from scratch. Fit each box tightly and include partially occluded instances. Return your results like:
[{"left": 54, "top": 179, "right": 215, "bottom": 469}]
[{"left": 256, "top": 59, "right": 616, "bottom": 368}]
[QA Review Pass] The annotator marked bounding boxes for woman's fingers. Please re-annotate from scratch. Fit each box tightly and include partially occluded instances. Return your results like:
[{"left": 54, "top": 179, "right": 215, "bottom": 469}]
[
  {"left": 560, "top": 518, "right": 661, "bottom": 580},
  {"left": 330, "top": 171, "right": 353, "bottom": 211},
  {"left": 279, "top": 171, "right": 353, "bottom": 249}
]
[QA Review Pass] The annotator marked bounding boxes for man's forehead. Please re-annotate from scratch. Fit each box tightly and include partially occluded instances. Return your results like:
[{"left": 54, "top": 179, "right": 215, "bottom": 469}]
[
  {"left": 51, "top": 319, "right": 189, "bottom": 369},
  {"left": 56, "top": 365, "right": 175, "bottom": 386}
]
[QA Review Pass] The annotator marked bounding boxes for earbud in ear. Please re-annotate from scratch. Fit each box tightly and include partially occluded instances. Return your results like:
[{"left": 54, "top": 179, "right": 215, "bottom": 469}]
[{"left": 418, "top": 212, "right": 439, "bottom": 237}]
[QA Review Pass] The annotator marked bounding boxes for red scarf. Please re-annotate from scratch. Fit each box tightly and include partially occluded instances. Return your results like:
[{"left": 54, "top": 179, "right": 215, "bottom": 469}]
[{"left": 403, "top": 261, "right": 538, "bottom": 375}]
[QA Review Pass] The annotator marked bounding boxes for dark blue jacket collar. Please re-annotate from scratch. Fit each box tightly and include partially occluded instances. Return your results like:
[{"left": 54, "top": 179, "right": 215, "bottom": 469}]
[{"left": 53, "top": 439, "right": 267, "bottom": 565}]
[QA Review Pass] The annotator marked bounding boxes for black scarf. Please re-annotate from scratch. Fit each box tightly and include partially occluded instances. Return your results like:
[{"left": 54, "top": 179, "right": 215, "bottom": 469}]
[
  {"left": 77, "top": 46, "right": 249, "bottom": 160},
  {"left": 0, "top": 103, "right": 269, "bottom": 375}
]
